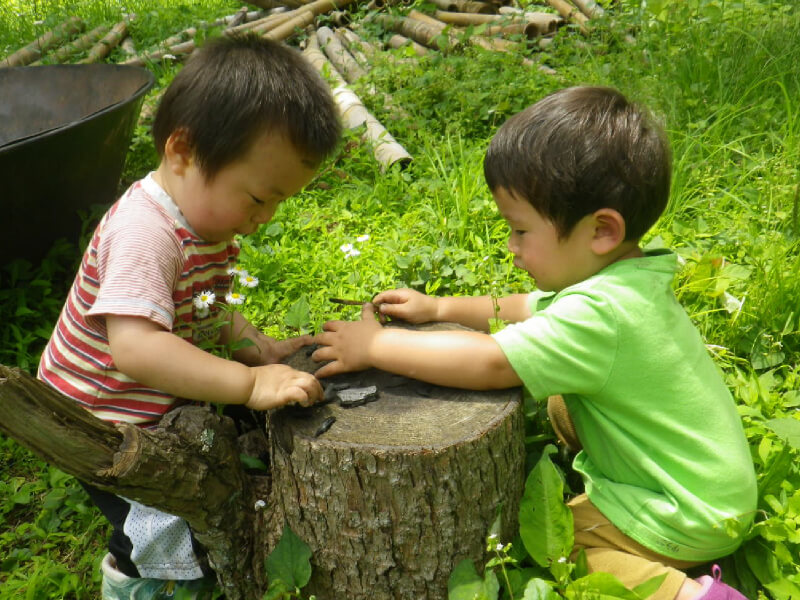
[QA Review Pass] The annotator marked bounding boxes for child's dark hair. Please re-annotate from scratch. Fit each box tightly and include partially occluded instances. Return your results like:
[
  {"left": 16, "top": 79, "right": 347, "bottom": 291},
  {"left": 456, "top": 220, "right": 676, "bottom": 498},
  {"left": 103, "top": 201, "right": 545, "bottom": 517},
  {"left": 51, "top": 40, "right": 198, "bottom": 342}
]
[
  {"left": 152, "top": 35, "right": 341, "bottom": 179},
  {"left": 484, "top": 86, "right": 671, "bottom": 241}
]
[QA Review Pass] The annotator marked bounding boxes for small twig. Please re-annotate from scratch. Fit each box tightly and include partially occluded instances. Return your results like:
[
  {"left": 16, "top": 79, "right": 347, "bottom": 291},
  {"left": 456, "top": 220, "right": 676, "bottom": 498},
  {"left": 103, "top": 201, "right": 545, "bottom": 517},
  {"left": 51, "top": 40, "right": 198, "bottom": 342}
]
[{"left": 329, "top": 297, "right": 369, "bottom": 306}]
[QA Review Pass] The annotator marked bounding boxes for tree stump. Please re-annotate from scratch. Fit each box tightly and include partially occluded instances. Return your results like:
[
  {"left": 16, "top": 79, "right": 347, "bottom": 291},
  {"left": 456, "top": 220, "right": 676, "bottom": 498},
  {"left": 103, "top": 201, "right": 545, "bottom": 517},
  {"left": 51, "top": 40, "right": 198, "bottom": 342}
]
[{"left": 274, "top": 323, "right": 525, "bottom": 600}]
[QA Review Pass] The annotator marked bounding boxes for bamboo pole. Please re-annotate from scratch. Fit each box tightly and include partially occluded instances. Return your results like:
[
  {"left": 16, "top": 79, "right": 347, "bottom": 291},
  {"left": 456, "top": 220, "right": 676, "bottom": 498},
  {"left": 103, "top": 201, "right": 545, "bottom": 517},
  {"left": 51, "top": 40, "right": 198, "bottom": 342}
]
[
  {"left": 407, "top": 9, "right": 517, "bottom": 52},
  {"left": 78, "top": 21, "right": 127, "bottom": 64},
  {"left": 431, "top": 0, "right": 497, "bottom": 14},
  {"left": 31, "top": 23, "right": 108, "bottom": 65},
  {"left": 317, "top": 26, "right": 367, "bottom": 82},
  {"left": 571, "top": 0, "right": 604, "bottom": 19},
  {"left": 1, "top": 16, "right": 85, "bottom": 67},
  {"left": 372, "top": 13, "right": 457, "bottom": 52},
  {"left": 338, "top": 27, "right": 379, "bottom": 60},
  {"left": 304, "top": 34, "right": 412, "bottom": 170},
  {"left": 120, "top": 35, "right": 137, "bottom": 59},
  {"left": 335, "top": 28, "right": 371, "bottom": 67},
  {"left": 545, "top": 0, "right": 589, "bottom": 34},
  {"left": 434, "top": 10, "right": 561, "bottom": 35},
  {"left": 387, "top": 34, "right": 429, "bottom": 56},
  {"left": 123, "top": 39, "right": 196, "bottom": 67},
  {"left": 262, "top": 11, "right": 315, "bottom": 41}
]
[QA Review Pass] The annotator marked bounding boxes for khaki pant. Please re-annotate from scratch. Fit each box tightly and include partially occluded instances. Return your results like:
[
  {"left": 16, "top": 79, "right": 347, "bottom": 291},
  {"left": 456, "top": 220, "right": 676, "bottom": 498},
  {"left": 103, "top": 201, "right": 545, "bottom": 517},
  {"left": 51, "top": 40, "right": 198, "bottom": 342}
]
[{"left": 549, "top": 396, "right": 702, "bottom": 600}]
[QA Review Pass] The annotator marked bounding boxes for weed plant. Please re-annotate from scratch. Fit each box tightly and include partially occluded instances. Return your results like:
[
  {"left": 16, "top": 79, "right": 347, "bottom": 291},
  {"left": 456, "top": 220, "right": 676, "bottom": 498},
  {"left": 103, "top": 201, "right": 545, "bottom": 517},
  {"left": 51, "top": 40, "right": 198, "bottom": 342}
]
[{"left": 0, "top": 0, "right": 798, "bottom": 597}]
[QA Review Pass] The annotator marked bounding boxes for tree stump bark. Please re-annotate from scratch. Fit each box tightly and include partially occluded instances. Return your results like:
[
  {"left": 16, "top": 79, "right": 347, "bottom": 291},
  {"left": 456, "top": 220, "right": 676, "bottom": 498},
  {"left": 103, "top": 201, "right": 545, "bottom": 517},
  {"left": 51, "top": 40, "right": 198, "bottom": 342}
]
[
  {"left": 274, "top": 323, "right": 525, "bottom": 600},
  {"left": 0, "top": 323, "right": 525, "bottom": 600}
]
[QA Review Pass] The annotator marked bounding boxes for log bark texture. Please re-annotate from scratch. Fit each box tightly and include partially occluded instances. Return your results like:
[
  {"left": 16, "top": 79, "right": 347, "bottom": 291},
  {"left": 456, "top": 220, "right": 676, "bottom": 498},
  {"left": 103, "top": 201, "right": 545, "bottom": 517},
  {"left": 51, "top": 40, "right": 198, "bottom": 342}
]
[
  {"left": 0, "top": 365, "right": 265, "bottom": 600},
  {"left": 274, "top": 323, "right": 525, "bottom": 600},
  {"left": 79, "top": 21, "right": 128, "bottom": 64},
  {"left": 0, "top": 321, "right": 524, "bottom": 600}
]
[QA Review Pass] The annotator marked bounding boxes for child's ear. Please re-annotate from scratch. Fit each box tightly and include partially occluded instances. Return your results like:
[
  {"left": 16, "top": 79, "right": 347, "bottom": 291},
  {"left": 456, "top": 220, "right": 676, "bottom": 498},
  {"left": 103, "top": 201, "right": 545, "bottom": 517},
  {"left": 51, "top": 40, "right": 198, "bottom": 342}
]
[
  {"left": 589, "top": 208, "right": 627, "bottom": 256},
  {"left": 162, "top": 129, "right": 193, "bottom": 175}
]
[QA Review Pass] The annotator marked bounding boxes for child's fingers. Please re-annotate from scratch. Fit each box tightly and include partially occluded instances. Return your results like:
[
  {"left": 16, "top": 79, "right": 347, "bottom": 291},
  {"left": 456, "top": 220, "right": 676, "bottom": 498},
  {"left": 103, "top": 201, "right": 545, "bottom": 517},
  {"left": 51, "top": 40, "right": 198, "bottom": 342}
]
[
  {"left": 360, "top": 302, "right": 378, "bottom": 320},
  {"left": 372, "top": 289, "right": 411, "bottom": 305}
]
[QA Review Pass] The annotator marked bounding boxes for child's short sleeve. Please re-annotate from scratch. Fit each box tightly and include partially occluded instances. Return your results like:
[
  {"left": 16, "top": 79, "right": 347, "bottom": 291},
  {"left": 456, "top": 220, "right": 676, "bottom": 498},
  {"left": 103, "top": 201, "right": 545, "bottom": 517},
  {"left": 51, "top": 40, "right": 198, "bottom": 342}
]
[
  {"left": 87, "top": 204, "right": 183, "bottom": 333},
  {"left": 492, "top": 290, "right": 618, "bottom": 400}
]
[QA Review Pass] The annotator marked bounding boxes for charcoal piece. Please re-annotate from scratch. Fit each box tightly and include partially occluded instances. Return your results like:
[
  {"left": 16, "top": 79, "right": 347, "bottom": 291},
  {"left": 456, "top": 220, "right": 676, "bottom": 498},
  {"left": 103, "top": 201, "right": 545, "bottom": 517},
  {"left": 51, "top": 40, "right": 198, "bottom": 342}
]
[
  {"left": 336, "top": 385, "right": 379, "bottom": 408},
  {"left": 305, "top": 343, "right": 320, "bottom": 357},
  {"left": 314, "top": 416, "right": 336, "bottom": 437}
]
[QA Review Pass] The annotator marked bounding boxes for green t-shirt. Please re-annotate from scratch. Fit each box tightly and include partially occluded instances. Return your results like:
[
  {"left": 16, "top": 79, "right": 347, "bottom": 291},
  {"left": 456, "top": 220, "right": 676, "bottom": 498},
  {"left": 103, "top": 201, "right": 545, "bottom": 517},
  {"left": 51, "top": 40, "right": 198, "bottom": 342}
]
[{"left": 493, "top": 250, "right": 757, "bottom": 561}]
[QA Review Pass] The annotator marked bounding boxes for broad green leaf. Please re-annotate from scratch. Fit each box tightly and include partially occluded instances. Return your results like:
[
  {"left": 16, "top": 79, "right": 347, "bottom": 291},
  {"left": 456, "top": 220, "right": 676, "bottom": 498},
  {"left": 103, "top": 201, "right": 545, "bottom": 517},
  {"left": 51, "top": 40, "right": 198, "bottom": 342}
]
[
  {"left": 632, "top": 573, "right": 668, "bottom": 599},
  {"left": 448, "top": 559, "right": 499, "bottom": 600},
  {"left": 284, "top": 295, "right": 311, "bottom": 331},
  {"left": 519, "top": 446, "right": 574, "bottom": 567},
  {"left": 565, "top": 572, "right": 642, "bottom": 600},
  {"left": 521, "top": 578, "right": 560, "bottom": 600},
  {"left": 265, "top": 524, "right": 312, "bottom": 590},
  {"left": 765, "top": 418, "right": 800, "bottom": 450}
]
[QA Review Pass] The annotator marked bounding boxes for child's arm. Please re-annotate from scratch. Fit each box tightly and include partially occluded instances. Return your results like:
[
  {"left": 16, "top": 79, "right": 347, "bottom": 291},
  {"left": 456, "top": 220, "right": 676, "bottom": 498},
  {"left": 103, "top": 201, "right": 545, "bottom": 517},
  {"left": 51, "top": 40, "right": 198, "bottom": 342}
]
[
  {"left": 106, "top": 315, "right": 322, "bottom": 410},
  {"left": 221, "top": 311, "right": 311, "bottom": 366},
  {"left": 375, "top": 288, "right": 531, "bottom": 332},
  {"left": 313, "top": 304, "right": 522, "bottom": 390}
]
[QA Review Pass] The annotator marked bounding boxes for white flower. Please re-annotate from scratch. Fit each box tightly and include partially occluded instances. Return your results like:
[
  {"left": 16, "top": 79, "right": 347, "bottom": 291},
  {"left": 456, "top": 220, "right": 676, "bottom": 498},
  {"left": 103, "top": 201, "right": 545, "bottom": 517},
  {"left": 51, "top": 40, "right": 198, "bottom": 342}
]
[
  {"left": 240, "top": 274, "right": 259, "bottom": 288},
  {"left": 495, "top": 543, "right": 504, "bottom": 552},
  {"left": 721, "top": 291, "right": 744, "bottom": 315},
  {"left": 356, "top": 234, "right": 370, "bottom": 242},
  {"left": 225, "top": 292, "right": 245, "bottom": 305},
  {"left": 488, "top": 533, "right": 498, "bottom": 540},
  {"left": 340, "top": 243, "right": 354, "bottom": 253},
  {"left": 254, "top": 499, "right": 266, "bottom": 510},
  {"left": 194, "top": 290, "right": 215, "bottom": 309},
  {"left": 227, "top": 265, "right": 248, "bottom": 277},
  {"left": 557, "top": 556, "right": 567, "bottom": 564}
]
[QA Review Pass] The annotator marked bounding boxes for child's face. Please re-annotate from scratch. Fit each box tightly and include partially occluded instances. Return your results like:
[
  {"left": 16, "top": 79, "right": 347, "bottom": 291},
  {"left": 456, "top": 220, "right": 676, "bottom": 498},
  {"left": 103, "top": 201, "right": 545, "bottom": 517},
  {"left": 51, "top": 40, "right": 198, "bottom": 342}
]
[
  {"left": 175, "top": 131, "right": 318, "bottom": 242},
  {"left": 493, "top": 187, "right": 596, "bottom": 292}
]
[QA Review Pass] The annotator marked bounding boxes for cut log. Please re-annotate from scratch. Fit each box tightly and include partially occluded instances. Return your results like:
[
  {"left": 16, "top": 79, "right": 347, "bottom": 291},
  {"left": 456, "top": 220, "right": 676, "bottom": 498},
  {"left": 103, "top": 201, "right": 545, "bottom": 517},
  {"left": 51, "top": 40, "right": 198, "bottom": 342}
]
[
  {"left": 1, "top": 16, "right": 85, "bottom": 67},
  {"left": 275, "top": 323, "right": 525, "bottom": 600},
  {"left": 0, "top": 365, "right": 265, "bottom": 600},
  {"left": 304, "top": 34, "right": 413, "bottom": 169},
  {"left": 407, "top": 9, "right": 518, "bottom": 53},
  {"left": 31, "top": 24, "right": 109, "bottom": 65},
  {"left": 0, "top": 320, "right": 523, "bottom": 600},
  {"left": 434, "top": 10, "right": 562, "bottom": 35},
  {"left": 78, "top": 21, "right": 128, "bottom": 64}
]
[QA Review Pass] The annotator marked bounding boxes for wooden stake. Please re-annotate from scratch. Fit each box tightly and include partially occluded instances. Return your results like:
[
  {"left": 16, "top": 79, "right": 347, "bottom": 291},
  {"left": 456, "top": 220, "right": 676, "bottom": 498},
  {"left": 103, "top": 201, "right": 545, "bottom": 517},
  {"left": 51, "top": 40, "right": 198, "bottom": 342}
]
[
  {"left": 1, "top": 16, "right": 85, "bottom": 68},
  {"left": 78, "top": 21, "right": 127, "bottom": 64}
]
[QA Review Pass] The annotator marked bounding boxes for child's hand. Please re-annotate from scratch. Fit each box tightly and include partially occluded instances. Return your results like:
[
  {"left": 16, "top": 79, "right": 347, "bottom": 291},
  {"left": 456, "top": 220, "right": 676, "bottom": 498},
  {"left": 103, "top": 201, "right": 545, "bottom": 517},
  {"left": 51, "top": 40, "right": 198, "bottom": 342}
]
[
  {"left": 245, "top": 364, "right": 322, "bottom": 410},
  {"left": 257, "top": 334, "right": 314, "bottom": 365},
  {"left": 373, "top": 288, "right": 439, "bottom": 324},
  {"left": 312, "top": 303, "right": 383, "bottom": 378}
]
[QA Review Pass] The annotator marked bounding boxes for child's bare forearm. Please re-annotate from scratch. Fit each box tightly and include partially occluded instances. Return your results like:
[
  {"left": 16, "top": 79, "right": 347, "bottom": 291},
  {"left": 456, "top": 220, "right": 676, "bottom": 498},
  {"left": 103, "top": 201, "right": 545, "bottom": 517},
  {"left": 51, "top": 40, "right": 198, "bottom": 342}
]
[
  {"left": 110, "top": 323, "right": 255, "bottom": 405},
  {"left": 367, "top": 328, "right": 522, "bottom": 389},
  {"left": 436, "top": 293, "right": 531, "bottom": 331}
]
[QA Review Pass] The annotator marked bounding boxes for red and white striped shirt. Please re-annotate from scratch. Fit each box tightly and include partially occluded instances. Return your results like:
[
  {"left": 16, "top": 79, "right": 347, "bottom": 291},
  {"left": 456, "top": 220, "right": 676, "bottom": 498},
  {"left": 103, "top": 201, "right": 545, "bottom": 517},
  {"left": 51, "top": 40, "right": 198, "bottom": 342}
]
[{"left": 38, "top": 174, "right": 239, "bottom": 426}]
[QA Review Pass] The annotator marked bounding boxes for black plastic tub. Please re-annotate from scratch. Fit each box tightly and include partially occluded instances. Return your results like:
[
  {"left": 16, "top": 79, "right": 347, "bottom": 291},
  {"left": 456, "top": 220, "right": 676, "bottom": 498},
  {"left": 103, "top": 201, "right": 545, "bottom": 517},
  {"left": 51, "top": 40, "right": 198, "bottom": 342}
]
[{"left": 0, "top": 64, "right": 154, "bottom": 263}]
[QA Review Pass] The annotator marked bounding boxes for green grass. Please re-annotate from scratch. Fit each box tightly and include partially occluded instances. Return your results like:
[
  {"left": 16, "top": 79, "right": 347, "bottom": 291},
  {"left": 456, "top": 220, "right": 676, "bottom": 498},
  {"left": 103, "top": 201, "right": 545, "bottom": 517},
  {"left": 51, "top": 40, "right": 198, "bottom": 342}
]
[{"left": 1, "top": 0, "right": 799, "bottom": 597}]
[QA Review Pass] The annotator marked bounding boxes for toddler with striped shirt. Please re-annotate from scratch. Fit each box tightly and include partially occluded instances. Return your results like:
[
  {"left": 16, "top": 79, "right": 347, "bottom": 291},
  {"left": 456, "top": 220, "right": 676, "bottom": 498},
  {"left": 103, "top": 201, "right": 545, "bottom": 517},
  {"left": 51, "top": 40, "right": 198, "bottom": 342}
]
[{"left": 38, "top": 35, "right": 340, "bottom": 599}]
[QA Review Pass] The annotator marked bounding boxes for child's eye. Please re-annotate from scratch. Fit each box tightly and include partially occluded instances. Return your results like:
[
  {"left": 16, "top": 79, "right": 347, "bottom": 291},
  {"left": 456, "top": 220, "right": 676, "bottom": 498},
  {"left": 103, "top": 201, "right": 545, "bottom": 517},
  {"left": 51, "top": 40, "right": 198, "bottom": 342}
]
[
  {"left": 250, "top": 195, "right": 265, "bottom": 206},
  {"left": 514, "top": 230, "right": 527, "bottom": 236}
]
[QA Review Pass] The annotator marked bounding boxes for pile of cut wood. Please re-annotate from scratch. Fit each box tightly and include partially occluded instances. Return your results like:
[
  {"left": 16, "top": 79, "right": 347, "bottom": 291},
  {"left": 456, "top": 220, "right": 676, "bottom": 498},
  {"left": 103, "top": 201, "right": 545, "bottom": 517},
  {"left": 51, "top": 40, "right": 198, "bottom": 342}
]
[{"left": 1, "top": 0, "right": 606, "bottom": 170}]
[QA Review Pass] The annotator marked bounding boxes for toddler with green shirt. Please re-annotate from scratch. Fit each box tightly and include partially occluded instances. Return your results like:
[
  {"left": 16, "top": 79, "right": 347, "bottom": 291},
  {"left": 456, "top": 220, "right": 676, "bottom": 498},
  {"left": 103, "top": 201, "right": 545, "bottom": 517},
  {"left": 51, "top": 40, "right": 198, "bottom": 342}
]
[{"left": 313, "top": 86, "right": 757, "bottom": 600}]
